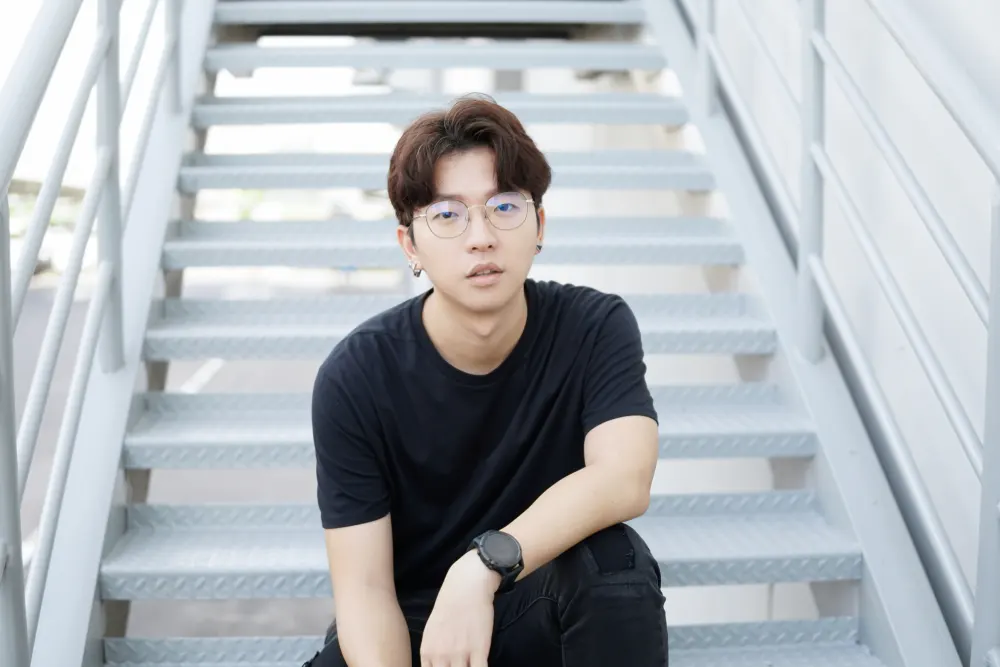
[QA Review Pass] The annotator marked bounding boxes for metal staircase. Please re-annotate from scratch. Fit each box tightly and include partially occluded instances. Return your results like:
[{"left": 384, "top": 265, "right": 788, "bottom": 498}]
[{"left": 2, "top": 1, "right": 997, "bottom": 667}]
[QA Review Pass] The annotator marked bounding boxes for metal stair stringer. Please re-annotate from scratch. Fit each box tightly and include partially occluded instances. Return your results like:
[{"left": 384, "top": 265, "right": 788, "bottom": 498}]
[{"left": 637, "top": 1, "right": 964, "bottom": 667}]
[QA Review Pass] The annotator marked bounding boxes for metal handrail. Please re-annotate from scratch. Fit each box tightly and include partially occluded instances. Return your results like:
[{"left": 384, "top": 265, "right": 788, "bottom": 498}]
[
  {"left": 811, "top": 32, "right": 990, "bottom": 325},
  {"left": 0, "top": 0, "right": 182, "bottom": 662},
  {"left": 807, "top": 252, "right": 975, "bottom": 654},
  {"left": 811, "top": 145, "right": 984, "bottom": 476},
  {"left": 685, "top": 0, "right": 1000, "bottom": 664},
  {"left": 0, "top": 0, "right": 88, "bottom": 189}
]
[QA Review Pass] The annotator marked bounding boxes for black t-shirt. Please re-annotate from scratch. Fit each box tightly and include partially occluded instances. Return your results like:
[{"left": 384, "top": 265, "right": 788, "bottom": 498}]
[{"left": 311, "top": 279, "right": 658, "bottom": 595}]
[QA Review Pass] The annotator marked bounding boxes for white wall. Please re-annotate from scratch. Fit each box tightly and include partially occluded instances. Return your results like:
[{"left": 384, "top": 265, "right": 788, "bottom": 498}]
[{"left": 711, "top": 0, "right": 996, "bottom": 584}]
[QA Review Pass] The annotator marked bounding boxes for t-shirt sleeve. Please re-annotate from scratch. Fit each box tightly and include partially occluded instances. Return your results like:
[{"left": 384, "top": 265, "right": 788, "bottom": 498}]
[
  {"left": 580, "top": 296, "right": 659, "bottom": 435},
  {"left": 312, "top": 351, "right": 391, "bottom": 529}
]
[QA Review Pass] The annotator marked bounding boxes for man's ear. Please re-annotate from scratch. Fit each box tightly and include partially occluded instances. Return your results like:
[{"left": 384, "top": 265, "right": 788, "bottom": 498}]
[
  {"left": 397, "top": 224, "right": 418, "bottom": 262},
  {"left": 536, "top": 206, "right": 546, "bottom": 247}
]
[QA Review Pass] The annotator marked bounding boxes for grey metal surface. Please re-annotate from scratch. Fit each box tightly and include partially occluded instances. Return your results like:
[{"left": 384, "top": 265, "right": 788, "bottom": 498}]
[
  {"left": 178, "top": 149, "right": 716, "bottom": 193},
  {"left": 1, "top": 193, "right": 31, "bottom": 667},
  {"left": 123, "top": 383, "right": 815, "bottom": 469},
  {"left": 812, "top": 148, "right": 983, "bottom": 477},
  {"left": 796, "top": 0, "right": 825, "bottom": 364},
  {"left": 214, "top": 0, "right": 648, "bottom": 25},
  {"left": 192, "top": 92, "right": 690, "bottom": 127},
  {"left": 807, "top": 257, "right": 975, "bottom": 657},
  {"left": 812, "top": 32, "right": 988, "bottom": 324},
  {"left": 654, "top": 2, "right": 966, "bottom": 665},
  {"left": 25, "top": 1, "right": 222, "bottom": 664},
  {"left": 98, "top": 496, "right": 860, "bottom": 599},
  {"left": 203, "top": 41, "right": 667, "bottom": 73},
  {"left": 102, "top": 619, "right": 891, "bottom": 665},
  {"left": 162, "top": 217, "right": 744, "bottom": 269},
  {"left": 142, "top": 293, "right": 776, "bottom": 360},
  {"left": 970, "top": 187, "right": 1000, "bottom": 667},
  {"left": 102, "top": 618, "right": 887, "bottom": 664}
]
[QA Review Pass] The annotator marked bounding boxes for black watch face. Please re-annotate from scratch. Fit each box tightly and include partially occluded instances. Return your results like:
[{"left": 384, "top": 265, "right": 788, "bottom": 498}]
[{"left": 484, "top": 532, "right": 520, "bottom": 568}]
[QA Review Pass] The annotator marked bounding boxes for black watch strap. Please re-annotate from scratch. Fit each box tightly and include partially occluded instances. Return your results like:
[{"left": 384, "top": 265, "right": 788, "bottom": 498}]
[{"left": 468, "top": 530, "right": 524, "bottom": 594}]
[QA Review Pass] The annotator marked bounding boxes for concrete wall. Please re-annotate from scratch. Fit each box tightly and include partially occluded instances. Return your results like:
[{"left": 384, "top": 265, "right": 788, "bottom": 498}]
[{"left": 712, "top": 0, "right": 996, "bottom": 585}]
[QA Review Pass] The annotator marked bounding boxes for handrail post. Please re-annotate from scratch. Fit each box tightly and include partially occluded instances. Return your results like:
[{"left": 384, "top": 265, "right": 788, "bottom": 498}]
[
  {"left": 168, "top": 0, "right": 184, "bottom": 113},
  {"left": 797, "top": 0, "right": 827, "bottom": 362},
  {"left": 0, "top": 190, "right": 31, "bottom": 667},
  {"left": 98, "top": 0, "right": 125, "bottom": 371},
  {"left": 697, "top": 0, "right": 718, "bottom": 115},
  {"left": 971, "top": 182, "right": 1000, "bottom": 667}
]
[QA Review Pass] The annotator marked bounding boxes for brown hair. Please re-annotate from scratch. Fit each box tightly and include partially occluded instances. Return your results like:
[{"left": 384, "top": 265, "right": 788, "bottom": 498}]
[{"left": 387, "top": 94, "right": 552, "bottom": 228}]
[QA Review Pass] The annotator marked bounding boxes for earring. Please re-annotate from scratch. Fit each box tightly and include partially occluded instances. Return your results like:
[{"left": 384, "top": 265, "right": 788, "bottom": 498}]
[
  {"left": 408, "top": 259, "right": 422, "bottom": 277},
  {"left": 535, "top": 243, "right": 543, "bottom": 253}
]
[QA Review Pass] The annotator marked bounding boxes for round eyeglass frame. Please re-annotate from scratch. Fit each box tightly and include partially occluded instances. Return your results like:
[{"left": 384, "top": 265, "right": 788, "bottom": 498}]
[{"left": 412, "top": 191, "right": 536, "bottom": 239}]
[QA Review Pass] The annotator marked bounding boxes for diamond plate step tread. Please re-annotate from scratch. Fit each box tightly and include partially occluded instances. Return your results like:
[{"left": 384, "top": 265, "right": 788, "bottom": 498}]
[
  {"left": 123, "top": 383, "right": 816, "bottom": 469},
  {"left": 178, "top": 149, "right": 716, "bottom": 192},
  {"left": 142, "top": 293, "right": 777, "bottom": 360},
  {"left": 162, "top": 217, "right": 744, "bottom": 269},
  {"left": 204, "top": 41, "right": 667, "bottom": 73},
  {"left": 191, "top": 92, "right": 689, "bottom": 127},
  {"left": 103, "top": 618, "right": 888, "bottom": 665},
  {"left": 98, "top": 497, "right": 860, "bottom": 599},
  {"left": 213, "top": 0, "right": 648, "bottom": 25}
]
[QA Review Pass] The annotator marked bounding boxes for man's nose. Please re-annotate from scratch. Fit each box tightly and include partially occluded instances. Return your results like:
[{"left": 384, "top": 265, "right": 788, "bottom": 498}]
[{"left": 465, "top": 206, "right": 497, "bottom": 248}]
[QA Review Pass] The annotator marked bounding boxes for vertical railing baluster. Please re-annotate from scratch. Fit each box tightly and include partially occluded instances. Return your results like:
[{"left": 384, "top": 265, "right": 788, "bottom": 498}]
[
  {"left": 0, "top": 189, "right": 30, "bottom": 667},
  {"left": 697, "top": 0, "right": 718, "bottom": 115},
  {"left": 168, "top": 0, "right": 183, "bottom": 113},
  {"left": 972, "top": 183, "right": 1000, "bottom": 667},
  {"left": 98, "top": 0, "right": 124, "bottom": 371},
  {"left": 798, "top": 0, "right": 826, "bottom": 362}
]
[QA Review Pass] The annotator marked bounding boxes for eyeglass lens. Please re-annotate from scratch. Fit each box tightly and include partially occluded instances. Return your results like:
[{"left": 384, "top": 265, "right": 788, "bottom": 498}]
[{"left": 425, "top": 192, "right": 529, "bottom": 237}]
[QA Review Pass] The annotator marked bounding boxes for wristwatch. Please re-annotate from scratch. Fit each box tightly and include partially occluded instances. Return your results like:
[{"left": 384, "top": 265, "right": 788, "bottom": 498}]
[{"left": 467, "top": 530, "right": 524, "bottom": 594}]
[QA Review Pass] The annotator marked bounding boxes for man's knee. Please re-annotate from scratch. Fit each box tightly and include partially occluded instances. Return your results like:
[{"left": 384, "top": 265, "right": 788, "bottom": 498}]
[{"left": 557, "top": 523, "right": 664, "bottom": 602}]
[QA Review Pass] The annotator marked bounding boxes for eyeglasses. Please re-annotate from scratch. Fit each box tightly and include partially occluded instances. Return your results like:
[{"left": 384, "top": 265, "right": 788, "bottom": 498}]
[{"left": 412, "top": 191, "right": 535, "bottom": 239}]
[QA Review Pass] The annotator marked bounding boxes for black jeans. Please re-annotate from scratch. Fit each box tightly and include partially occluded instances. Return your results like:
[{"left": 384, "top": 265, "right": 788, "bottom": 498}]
[{"left": 304, "top": 522, "right": 669, "bottom": 666}]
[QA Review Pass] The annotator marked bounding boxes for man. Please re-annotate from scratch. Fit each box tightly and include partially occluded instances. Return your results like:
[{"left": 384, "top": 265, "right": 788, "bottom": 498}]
[{"left": 307, "top": 95, "right": 668, "bottom": 667}]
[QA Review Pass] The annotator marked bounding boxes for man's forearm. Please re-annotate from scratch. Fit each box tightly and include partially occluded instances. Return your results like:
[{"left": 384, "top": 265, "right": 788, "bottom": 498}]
[
  {"left": 335, "top": 585, "right": 411, "bottom": 667},
  {"left": 500, "top": 463, "right": 649, "bottom": 580}
]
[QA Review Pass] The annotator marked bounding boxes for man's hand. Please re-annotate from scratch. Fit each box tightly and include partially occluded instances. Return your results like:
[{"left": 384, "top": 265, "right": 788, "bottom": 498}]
[{"left": 419, "top": 550, "right": 500, "bottom": 667}]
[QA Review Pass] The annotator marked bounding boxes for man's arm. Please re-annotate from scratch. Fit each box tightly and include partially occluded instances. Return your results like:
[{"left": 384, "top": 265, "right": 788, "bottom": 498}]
[
  {"left": 312, "top": 348, "right": 409, "bottom": 666},
  {"left": 499, "top": 413, "right": 657, "bottom": 579},
  {"left": 324, "top": 516, "right": 411, "bottom": 667}
]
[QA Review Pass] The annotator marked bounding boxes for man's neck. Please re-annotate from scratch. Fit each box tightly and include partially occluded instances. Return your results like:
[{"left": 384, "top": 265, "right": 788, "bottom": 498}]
[{"left": 422, "top": 288, "right": 528, "bottom": 376}]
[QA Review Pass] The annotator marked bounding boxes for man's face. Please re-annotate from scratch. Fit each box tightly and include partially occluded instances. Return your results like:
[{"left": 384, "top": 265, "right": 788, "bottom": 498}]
[{"left": 398, "top": 146, "right": 545, "bottom": 314}]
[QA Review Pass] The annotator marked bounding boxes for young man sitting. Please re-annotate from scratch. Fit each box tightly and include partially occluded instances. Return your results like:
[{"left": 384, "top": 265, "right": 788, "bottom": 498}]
[{"left": 307, "top": 95, "right": 669, "bottom": 667}]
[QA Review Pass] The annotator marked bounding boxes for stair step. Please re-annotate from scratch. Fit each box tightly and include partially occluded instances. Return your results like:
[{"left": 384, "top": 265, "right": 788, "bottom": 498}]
[
  {"left": 99, "top": 493, "right": 860, "bottom": 600},
  {"left": 204, "top": 41, "right": 667, "bottom": 73},
  {"left": 192, "top": 92, "right": 689, "bottom": 127},
  {"left": 162, "top": 218, "right": 743, "bottom": 269},
  {"left": 124, "top": 383, "right": 815, "bottom": 469},
  {"left": 103, "top": 618, "right": 889, "bottom": 666},
  {"left": 142, "top": 293, "right": 777, "bottom": 360},
  {"left": 213, "top": 0, "right": 648, "bottom": 25},
  {"left": 178, "top": 149, "right": 715, "bottom": 192}
]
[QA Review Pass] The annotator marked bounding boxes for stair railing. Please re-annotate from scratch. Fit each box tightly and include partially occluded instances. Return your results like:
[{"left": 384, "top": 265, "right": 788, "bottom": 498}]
[
  {"left": 0, "top": 0, "right": 182, "bottom": 664},
  {"left": 682, "top": 0, "right": 999, "bottom": 664}
]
